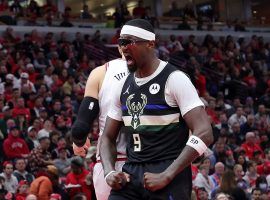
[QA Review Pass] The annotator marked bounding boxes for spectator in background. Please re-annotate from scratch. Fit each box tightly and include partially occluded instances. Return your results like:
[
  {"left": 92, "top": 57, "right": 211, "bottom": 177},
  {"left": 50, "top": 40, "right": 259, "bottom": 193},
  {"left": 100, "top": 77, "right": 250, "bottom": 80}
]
[
  {"left": 255, "top": 104, "right": 270, "bottom": 132},
  {"left": 12, "top": 97, "right": 31, "bottom": 122},
  {"left": 38, "top": 119, "right": 52, "bottom": 139},
  {"left": 29, "top": 165, "right": 58, "bottom": 200},
  {"left": 194, "top": 165, "right": 214, "bottom": 198},
  {"left": 33, "top": 50, "right": 49, "bottom": 73},
  {"left": 65, "top": 156, "right": 92, "bottom": 200},
  {"left": 26, "top": 64, "right": 39, "bottom": 84},
  {"left": 25, "top": 126, "right": 38, "bottom": 151},
  {"left": 42, "top": 0, "right": 57, "bottom": 16},
  {"left": 196, "top": 187, "right": 208, "bottom": 200},
  {"left": 2, "top": 27, "right": 20, "bottom": 46},
  {"left": 164, "top": 1, "right": 182, "bottom": 17},
  {"left": 62, "top": 75, "right": 75, "bottom": 96},
  {"left": 243, "top": 161, "right": 259, "bottom": 188},
  {"left": 28, "top": 136, "right": 53, "bottom": 175},
  {"left": 132, "top": 0, "right": 145, "bottom": 18},
  {"left": 0, "top": 162, "right": 18, "bottom": 194},
  {"left": 251, "top": 188, "right": 262, "bottom": 200},
  {"left": 30, "top": 96, "right": 44, "bottom": 119},
  {"left": 255, "top": 176, "right": 268, "bottom": 194},
  {"left": 13, "top": 158, "right": 34, "bottom": 184},
  {"left": 72, "top": 193, "right": 87, "bottom": 200},
  {"left": 194, "top": 67, "right": 207, "bottom": 97},
  {"left": 240, "top": 114, "right": 256, "bottom": 137},
  {"left": 26, "top": 0, "right": 41, "bottom": 18},
  {"left": 80, "top": 4, "right": 92, "bottom": 19},
  {"left": 234, "top": 164, "right": 249, "bottom": 191},
  {"left": 228, "top": 106, "right": 247, "bottom": 128},
  {"left": 10, "top": 0, "right": 23, "bottom": 17},
  {"left": 211, "top": 170, "right": 247, "bottom": 199},
  {"left": 91, "top": 30, "right": 103, "bottom": 45},
  {"left": 18, "top": 73, "right": 36, "bottom": 94},
  {"left": 72, "top": 32, "right": 84, "bottom": 58},
  {"left": 210, "top": 162, "right": 225, "bottom": 188},
  {"left": 0, "top": 0, "right": 9, "bottom": 12},
  {"left": 15, "top": 180, "right": 30, "bottom": 200},
  {"left": 3, "top": 126, "right": 29, "bottom": 160},
  {"left": 54, "top": 145, "right": 71, "bottom": 177},
  {"left": 120, "top": 2, "right": 131, "bottom": 24},
  {"left": 60, "top": 7, "right": 73, "bottom": 27},
  {"left": 241, "top": 132, "right": 263, "bottom": 160}
]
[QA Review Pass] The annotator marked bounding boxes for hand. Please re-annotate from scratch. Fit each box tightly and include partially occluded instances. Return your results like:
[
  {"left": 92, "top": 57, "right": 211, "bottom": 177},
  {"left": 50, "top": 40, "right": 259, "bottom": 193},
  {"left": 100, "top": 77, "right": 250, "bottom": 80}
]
[
  {"left": 73, "top": 137, "right": 91, "bottom": 157},
  {"left": 106, "top": 171, "right": 130, "bottom": 190},
  {"left": 143, "top": 172, "right": 171, "bottom": 192}
]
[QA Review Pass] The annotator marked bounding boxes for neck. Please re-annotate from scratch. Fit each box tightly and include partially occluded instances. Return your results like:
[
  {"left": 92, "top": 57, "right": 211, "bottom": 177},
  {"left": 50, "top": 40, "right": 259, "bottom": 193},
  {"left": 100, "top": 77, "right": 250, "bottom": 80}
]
[
  {"left": 5, "top": 173, "right": 11, "bottom": 178},
  {"left": 135, "top": 57, "right": 160, "bottom": 78}
]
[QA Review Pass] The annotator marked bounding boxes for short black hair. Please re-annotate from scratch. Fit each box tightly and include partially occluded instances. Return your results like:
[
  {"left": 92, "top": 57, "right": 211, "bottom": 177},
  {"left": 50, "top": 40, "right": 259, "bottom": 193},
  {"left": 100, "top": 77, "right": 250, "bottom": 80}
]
[
  {"left": 125, "top": 18, "right": 154, "bottom": 34},
  {"left": 252, "top": 187, "right": 261, "bottom": 194},
  {"left": 72, "top": 193, "right": 87, "bottom": 200},
  {"left": 71, "top": 156, "right": 84, "bottom": 167}
]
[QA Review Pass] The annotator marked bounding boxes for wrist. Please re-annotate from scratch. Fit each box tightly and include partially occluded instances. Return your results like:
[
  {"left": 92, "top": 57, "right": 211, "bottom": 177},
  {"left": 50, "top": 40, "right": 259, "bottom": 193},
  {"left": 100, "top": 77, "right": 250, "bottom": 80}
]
[
  {"left": 104, "top": 170, "right": 117, "bottom": 181},
  {"left": 162, "top": 170, "right": 174, "bottom": 184},
  {"left": 73, "top": 137, "right": 87, "bottom": 147}
]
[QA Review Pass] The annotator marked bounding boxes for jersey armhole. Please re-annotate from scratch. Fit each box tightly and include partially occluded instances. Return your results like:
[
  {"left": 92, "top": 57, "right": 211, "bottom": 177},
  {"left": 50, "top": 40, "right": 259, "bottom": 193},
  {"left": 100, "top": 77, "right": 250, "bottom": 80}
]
[
  {"left": 105, "top": 62, "right": 109, "bottom": 71},
  {"left": 164, "top": 71, "right": 179, "bottom": 108}
]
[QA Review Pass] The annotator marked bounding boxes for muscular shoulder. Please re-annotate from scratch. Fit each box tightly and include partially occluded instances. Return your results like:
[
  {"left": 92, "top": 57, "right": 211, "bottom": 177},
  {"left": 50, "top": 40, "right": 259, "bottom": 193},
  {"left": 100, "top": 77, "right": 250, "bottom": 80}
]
[
  {"left": 84, "top": 65, "right": 106, "bottom": 98},
  {"left": 89, "top": 64, "right": 106, "bottom": 81},
  {"left": 168, "top": 70, "right": 191, "bottom": 85}
]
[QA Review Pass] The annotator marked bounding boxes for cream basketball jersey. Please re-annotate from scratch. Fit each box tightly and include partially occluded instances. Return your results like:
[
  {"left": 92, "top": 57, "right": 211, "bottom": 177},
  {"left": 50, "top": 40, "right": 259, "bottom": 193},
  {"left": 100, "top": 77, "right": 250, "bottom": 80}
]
[{"left": 97, "top": 58, "right": 128, "bottom": 156}]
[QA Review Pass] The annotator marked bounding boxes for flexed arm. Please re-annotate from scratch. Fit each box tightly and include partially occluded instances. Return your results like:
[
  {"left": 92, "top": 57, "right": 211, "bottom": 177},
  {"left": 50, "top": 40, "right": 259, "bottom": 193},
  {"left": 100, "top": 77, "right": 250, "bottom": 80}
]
[{"left": 71, "top": 65, "right": 105, "bottom": 148}]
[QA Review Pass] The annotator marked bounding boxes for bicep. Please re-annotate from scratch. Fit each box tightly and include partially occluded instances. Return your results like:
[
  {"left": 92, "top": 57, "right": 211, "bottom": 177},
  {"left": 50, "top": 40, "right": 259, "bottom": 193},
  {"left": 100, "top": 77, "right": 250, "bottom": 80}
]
[
  {"left": 183, "top": 106, "right": 213, "bottom": 146},
  {"left": 102, "top": 117, "right": 123, "bottom": 141},
  {"left": 183, "top": 106, "right": 210, "bottom": 134},
  {"left": 167, "top": 71, "right": 204, "bottom": 116}
]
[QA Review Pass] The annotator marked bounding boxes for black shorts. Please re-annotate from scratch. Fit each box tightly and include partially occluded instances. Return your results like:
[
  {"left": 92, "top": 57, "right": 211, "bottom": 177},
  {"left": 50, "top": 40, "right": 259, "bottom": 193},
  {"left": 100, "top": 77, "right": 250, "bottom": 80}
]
[{"left": 109, "top": 160, "right": 192, "bottom": 200}]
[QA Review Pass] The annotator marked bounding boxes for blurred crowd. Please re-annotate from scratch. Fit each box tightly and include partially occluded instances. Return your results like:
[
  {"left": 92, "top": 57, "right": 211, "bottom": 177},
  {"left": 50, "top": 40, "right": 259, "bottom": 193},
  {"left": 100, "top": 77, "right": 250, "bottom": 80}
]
[
  {"left": 0, "top": 0, "right": 248, "bottom": 31},
  {"left": 0, "top": 2, "right": 268, "bottom": 200}
]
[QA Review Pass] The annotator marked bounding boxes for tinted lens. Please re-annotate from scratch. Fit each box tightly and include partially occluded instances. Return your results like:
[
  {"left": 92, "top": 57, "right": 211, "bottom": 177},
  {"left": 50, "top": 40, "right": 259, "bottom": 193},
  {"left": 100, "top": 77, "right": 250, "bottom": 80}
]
[{"left": 118, "top": 38, "right": 132, "bottom": 46}]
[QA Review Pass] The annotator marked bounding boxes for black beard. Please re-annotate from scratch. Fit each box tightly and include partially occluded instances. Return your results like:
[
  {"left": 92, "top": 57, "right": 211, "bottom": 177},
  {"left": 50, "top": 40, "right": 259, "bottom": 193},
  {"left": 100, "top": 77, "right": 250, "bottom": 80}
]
[{"left": 128, "top": 64, "right": 137, "bottom": 73}]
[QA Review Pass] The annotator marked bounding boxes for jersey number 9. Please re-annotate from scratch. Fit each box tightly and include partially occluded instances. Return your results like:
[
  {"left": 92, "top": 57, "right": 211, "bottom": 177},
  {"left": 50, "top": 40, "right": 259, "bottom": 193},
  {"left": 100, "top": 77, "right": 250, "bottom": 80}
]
[{"left": 133, "top": 133, "right": 141, "bottom": 152}]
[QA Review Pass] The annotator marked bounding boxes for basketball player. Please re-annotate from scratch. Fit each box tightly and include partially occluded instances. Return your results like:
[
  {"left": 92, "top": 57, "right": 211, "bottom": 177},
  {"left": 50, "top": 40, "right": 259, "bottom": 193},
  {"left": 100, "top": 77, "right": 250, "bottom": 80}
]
[
  {"left": 100, "top": 19, "right": 213, "bottom": 199},
  {"left": 71, "top": 54, "right": 128, "bottom": 200}
]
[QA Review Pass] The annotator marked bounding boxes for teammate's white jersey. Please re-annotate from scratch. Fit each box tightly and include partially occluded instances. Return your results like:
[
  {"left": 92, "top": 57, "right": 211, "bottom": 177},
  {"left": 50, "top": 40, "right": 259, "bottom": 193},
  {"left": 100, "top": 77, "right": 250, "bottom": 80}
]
[{"left": 97, "top": 58, "right": 129, "bottom": 157}]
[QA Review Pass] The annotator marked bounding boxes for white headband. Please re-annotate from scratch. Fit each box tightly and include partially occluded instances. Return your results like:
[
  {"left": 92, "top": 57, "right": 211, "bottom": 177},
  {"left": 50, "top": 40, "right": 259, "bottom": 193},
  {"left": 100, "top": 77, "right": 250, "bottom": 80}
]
[{"left": 120, "top": 25, "right": 155, "bottom": 41}]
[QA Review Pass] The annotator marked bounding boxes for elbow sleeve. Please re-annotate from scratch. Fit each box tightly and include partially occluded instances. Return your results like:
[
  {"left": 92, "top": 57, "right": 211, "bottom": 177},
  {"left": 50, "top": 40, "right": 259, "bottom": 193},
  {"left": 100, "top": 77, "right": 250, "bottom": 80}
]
[{"left": 71, "top": 96, "right": 99, "bottom": 142}]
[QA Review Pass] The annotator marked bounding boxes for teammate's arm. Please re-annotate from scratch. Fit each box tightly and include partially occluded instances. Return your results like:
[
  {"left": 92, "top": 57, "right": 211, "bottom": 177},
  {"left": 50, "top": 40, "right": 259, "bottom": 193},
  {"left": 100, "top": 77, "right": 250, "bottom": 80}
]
[
  {"left": 100, "top": 76, "right": 130, "bottom": 190},
  {"left": 71, "top": 65, "right": 106, "bottom": 147},
  {"left": 100, "top": 117, "right": 129, "bottom": 190}
]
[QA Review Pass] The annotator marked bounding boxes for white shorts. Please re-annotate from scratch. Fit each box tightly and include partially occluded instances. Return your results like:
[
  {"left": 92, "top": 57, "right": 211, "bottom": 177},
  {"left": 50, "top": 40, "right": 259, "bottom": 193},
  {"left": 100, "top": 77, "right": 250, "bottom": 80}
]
[{"left": 93, "top": 160, "right": 125, "bottom": 200}]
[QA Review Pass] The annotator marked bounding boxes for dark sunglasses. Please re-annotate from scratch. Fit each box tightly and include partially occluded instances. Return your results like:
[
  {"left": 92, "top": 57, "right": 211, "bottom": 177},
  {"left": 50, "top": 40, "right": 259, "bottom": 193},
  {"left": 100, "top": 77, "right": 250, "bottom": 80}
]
[{"left": 118, "top": 38, "right": 148, "bottom": 47}]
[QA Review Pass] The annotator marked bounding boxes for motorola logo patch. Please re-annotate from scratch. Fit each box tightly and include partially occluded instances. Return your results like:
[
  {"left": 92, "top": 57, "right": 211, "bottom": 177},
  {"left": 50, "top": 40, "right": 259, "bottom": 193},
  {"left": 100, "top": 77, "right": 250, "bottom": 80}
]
[{"left": 149, "top": 83, "right": 160, "bottom": 94}]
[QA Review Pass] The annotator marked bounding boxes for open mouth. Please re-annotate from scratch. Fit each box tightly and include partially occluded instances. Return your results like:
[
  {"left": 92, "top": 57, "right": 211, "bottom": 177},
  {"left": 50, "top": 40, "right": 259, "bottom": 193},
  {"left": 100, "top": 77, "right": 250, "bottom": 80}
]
[{"left": 124, "top": 54, "right": 134, "bottom": 65}]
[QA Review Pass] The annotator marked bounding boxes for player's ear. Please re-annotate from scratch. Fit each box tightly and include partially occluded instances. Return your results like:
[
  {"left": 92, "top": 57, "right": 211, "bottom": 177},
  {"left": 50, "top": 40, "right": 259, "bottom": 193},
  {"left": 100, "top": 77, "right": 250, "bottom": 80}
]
[{"left": 147, "top": 40, "right": 155, "bottom": 49}]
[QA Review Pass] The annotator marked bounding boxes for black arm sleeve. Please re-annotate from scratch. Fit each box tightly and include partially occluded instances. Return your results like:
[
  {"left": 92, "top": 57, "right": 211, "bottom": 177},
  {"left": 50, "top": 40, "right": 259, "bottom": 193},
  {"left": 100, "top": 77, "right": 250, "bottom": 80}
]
[{"left": 71, "top": 96, "right": 99, "bottom": 146}]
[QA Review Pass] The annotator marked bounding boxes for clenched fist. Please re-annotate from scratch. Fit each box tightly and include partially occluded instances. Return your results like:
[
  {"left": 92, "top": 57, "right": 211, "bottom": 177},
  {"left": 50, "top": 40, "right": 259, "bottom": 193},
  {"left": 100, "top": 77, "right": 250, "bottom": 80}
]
[
  {"left": 106, "top": 171, "right": 130, "bottom": 190},
  {"left": 143, "top": 172, "right": 171, "bottom": 191},
  {"left": 73, "top": 137, "right": 91, "bottom": 157}
]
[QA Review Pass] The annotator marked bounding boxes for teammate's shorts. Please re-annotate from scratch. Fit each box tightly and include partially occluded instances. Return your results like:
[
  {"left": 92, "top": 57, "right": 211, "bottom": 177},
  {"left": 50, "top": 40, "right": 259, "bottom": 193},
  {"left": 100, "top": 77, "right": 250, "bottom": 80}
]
[
  {"left": 93, "top": 160, "right": 126, "bottom": 200},
  {"left": 109, "top": 160, "right": 192, "bottom": 200}
]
